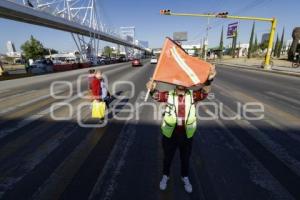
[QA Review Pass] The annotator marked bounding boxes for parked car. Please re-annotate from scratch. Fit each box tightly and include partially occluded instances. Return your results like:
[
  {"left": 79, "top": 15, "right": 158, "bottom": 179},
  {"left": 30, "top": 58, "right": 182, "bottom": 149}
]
[
  {"left": 132, "top": 58, "right": 142, "bottom": 67},
  {"left": 28, "top": 59, "right": 53, "bottom": 74},
  {"left": 150, "top": 56, "right": 158, "bottom": 64},
  {"left": 116, "top": 56, "right": 127, "bottom": 63},
  {"left": 97, "top": 56, "right": 110, "bottom": 65},
  {"left": 110, "top": 57, "right": 117, "bottom": 64}
]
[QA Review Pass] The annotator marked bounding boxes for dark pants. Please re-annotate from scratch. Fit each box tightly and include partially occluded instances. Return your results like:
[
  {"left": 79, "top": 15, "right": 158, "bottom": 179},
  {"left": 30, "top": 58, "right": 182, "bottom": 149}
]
[
  {"left": 103, "top": 96, "right": 110, "bottom": 107},
  {"left": 162, "top": 126, "right": 193, "bottom": 177}
]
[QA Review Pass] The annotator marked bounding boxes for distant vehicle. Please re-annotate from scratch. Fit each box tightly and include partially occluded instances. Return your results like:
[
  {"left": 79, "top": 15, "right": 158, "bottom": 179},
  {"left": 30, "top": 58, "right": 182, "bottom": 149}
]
[
  {"left": 128, "top": 56, "right": 134, "bottom": 61},
  {"left": 116, "top": 55, "right": 127, "bottom": 63},
  {"left": 28, "top": 59, "right": 53, "bottom": 74},
  {"left": 98, "top": 56, "right": 110, "bottom": 65},
  {"left": 132, "top": 58, "right": 142, "bottom": 67},
  {"left": 150, "top": 56, "right": 158, "bottom": 64},
  {"left": 110, "top": 57, "right": 117, "bottom": 64}
]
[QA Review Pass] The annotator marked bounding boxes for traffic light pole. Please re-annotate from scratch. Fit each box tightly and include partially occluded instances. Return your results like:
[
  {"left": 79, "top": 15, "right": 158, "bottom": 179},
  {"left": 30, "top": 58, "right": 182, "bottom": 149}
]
[
  {"left": 160, "top": 10, "right": 277, "bottom": 70},
  {"left": 204, "top": 17, "right": 210, "bottom": 61}
]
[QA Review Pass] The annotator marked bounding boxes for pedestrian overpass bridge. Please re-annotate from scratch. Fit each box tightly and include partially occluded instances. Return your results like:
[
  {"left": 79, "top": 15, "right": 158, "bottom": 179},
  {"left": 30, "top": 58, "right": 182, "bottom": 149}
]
[{"left": 0, "top": 0, "right": 148, "bottom": 53}]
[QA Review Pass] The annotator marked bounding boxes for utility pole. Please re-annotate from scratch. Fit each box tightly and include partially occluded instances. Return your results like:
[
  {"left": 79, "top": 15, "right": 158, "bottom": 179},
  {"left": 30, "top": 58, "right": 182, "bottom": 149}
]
[
  {"left": 200, "top": 37, "right": 204, "bottom": 59},
  {"left": 204, "top": 17, "right": 210, "bottom": 61},
  {"left": 160, "top": 10, "right": 277, "bottom": 70}
]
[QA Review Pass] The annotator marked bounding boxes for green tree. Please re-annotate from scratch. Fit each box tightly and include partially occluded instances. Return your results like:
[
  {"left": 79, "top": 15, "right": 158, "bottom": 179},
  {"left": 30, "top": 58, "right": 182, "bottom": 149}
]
[
  {"left": 247, "top": 22, "right": 255, "bottom": 58},
  {"left": 43, "top": 48, "right": 58, "bottom": 56},
  {"left": 103, "top": 46, "right": 113, "bottom": 57},
  {"left": 277, "top": 28, "right": 285, "bottom": 58},
  {"left": 273, "top": 34, "right": 279, "bottom": 57},
  {"left": 218, "top": 26, "right": 224, "bottom": 58},
  {"left": 253, "top": 34, "right": 258, "bottom": 52},
  {"left": 21, "top": 35, "right": 45, "bottom": 60},
  {"left": 259, "top": 40, "right": 269, "bottom": 51}
]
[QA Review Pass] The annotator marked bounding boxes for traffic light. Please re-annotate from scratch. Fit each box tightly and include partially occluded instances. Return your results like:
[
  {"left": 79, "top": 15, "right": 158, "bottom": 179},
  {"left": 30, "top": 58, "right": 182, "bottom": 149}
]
[
  {"left": 160, "top": 9, "right": 171, "bottom": 15},
  {"left": 216, "top": 12, "right": 229, "bottom": 18}
]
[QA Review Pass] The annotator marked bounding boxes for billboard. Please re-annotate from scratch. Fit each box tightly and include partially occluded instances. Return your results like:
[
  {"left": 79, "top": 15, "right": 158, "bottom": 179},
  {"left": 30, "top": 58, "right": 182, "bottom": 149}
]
[
  {"left": 227, "top": 22, "right": 238, "bottom": 38},
  {"left": 173, "top": 32, "right": 188, "bottom": 41}
]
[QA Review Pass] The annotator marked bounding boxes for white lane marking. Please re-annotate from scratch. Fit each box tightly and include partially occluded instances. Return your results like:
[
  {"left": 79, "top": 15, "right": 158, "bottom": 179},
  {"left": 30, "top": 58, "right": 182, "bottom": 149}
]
[
  {"left": 0, "top": 120, "right": 77, "bottom": 195},
  {"left": 88, "top": 64, "right": 152, "bottom": 199},
  {"left": 0, "top": 62, "right": 140, "bottom": 137},
  {"left": 170, "top": 47, "right": 200, "bottom": 84},
  {"left": 32, "top": 94, "right": 130, "bottom": 199},
  {"left": 0, "top": 99, "right": 91, "bottom": 196},
  {"left": 88, "top": 91, "right": 145, "bottom": 200},
  {"left": 211, "top": 97, "right": 300, "bottom": 177},
  {"left": 0, "top": 95, "right": 130, "bottom": 197},
  {"left": 0, "top": 90, "right": 65, "bottom": 116},
  {"left": 0, "top": 63, "right": 130, "bottom": 111},
  {"left": 266, "top": 91, "right": 300, "bottom": 106},
  {"left": 0, "top": 63, "right": 149, "bottom": 198},
  {"left": 201, "top": 105, "right": 294, "bottom": 200},
  {"left": 214, "top": 81, "right": 299, "bottom": 126},
  {"left": 0, "top": 90, "right": 37, "bottom": 102},
  {"left": 0, "top": 92, "right": 87, "bottom": 139}
]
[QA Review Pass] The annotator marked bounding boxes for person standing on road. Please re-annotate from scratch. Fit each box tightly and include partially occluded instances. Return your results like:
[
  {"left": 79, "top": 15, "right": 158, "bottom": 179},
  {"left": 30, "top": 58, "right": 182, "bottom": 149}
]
[
  {"left": 146, "top": 65, "right": 216, "bottom": 193},
  {"left": 100, "top": 75, "right": 111, "bottom": 107},
  {"left": 91, "top": 70, "right": 103, "bottom": 101},
  {"left": 88, "top": 69, "right": 95, "bottom": 92},
  {"left": 91, "top": 70, "right": 111, "bottom": 107}
]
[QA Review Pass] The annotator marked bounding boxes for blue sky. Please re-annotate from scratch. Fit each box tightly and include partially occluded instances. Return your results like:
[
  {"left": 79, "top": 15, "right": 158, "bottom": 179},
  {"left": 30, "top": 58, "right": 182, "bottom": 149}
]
[{"left": 0, "top": 0, "right": 299, "bottom": 53}]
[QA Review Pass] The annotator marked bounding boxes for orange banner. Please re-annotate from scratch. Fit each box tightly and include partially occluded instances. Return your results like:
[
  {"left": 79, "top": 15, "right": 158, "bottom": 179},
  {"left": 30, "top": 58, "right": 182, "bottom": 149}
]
[{"left": 152, "top": 37, "right": 211, "bottom": 87}]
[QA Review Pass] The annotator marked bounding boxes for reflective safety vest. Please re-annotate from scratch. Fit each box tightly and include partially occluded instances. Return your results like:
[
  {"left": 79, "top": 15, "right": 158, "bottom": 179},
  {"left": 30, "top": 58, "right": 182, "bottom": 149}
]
[{"left": 161, "top": 90, "right": 197, "bottom": 138}]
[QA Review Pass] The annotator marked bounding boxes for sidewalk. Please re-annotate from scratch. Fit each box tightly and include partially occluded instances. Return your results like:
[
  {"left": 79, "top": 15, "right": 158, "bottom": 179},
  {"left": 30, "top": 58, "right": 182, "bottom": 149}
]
[{"left": 213, "top": 57, "right": 300, "bottom": 77}]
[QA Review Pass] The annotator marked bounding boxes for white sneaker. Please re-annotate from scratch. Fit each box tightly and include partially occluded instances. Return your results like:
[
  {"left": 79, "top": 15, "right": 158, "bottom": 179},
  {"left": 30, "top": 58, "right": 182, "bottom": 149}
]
[
  {"left": 181, "top": 177, "right": 193, "bottom": 193},
  {"left": 159, "top": 175, "right": 169, "bottom": 191}
]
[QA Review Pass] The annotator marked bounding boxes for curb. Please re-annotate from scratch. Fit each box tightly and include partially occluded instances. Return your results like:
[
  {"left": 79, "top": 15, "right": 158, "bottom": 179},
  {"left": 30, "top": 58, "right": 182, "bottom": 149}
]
[{"left": 215, "top": 62, "right": 300, "bottom": 78}]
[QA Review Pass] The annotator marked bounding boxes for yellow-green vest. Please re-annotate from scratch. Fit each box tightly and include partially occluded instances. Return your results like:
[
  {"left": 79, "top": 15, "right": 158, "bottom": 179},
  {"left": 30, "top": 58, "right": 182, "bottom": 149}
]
[{"left": 161, "top": 90, "right": 197, "bottom": 138}]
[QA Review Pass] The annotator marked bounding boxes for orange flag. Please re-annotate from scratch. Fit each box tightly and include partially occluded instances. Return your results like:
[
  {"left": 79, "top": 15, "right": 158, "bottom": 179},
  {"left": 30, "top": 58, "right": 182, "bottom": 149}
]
[{"left": 152, "top": 37, "right": 212, "bottom": 87}]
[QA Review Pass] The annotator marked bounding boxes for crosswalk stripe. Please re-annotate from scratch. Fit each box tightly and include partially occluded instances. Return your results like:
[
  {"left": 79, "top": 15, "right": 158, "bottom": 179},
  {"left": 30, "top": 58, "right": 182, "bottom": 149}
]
[{"left": 0, "top": 91, "right": 87, "bottom": 139}]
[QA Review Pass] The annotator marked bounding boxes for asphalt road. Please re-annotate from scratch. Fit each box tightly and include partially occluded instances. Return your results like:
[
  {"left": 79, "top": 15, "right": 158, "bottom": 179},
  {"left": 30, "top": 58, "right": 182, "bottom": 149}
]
[{"left": 0, "top": 62, "right": 299, "bottom": 200}]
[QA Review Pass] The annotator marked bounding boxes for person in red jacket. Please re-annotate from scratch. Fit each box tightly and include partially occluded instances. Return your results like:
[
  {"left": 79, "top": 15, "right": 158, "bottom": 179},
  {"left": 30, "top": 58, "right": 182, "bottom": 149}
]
[
  {"left": 88, "top": 69, "right": 95, "bottom": 90},
  {"left": 91, "top": 70, "right": 102, "bottom": 101}
]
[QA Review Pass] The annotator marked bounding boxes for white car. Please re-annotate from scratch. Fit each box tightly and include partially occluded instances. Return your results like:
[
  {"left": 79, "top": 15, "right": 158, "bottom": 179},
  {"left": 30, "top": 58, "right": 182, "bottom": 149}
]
[{"left": 150, "top": 56, "right": 158, "bottom": 64}]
